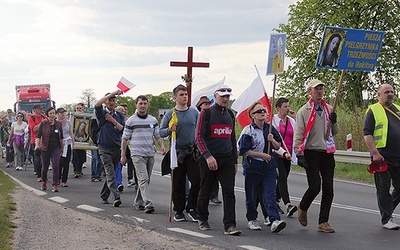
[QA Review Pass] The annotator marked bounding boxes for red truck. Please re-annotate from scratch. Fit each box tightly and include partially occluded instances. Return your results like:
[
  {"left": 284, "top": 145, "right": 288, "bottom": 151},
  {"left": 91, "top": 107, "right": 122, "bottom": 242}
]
[{"left": 14, "top": 84, "right": 56, "bottom": 112}]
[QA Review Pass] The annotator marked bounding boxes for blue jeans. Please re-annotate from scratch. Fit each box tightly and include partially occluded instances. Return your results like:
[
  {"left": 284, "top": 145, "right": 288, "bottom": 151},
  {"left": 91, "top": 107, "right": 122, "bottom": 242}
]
[
  {"left": 91, "top": 149, "right": 103, "bottom": 179},
  {"left": 116, "top": 162, "right": 123, "bottom": 186}
]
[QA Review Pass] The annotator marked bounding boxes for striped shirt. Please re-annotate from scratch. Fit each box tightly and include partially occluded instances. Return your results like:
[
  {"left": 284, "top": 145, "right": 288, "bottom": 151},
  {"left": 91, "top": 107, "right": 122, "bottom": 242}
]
[{"left": 122, "top": 113, "right": 160, "bottom": 157}]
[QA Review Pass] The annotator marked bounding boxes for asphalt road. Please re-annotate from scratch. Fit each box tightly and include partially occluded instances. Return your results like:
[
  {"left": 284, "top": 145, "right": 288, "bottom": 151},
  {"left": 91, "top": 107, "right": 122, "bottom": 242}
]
[{"left": 3, "top": 153, "right": 400, "bottom": 250}]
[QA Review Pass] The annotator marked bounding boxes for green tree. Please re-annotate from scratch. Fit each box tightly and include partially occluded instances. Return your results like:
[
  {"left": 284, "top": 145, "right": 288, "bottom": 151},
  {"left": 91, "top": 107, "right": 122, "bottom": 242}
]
[
  {"left": 79, "top": 89, "right": 97, "bottom": 108},
  {"left": 117, "top": 96, "right": 135, "bottom": 116},
  {"left": 146, "top": 92, "right": 175, "bottom": 117},
  {"left": 275, "top": 0, "right": 400, "bottom": 107}
]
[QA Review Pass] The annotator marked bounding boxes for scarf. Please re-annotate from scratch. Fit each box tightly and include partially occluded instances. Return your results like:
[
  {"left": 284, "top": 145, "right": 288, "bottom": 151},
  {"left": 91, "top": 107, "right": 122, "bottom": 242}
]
[{"left": 297, "top": 98, "right": 336, "bottom": 154}]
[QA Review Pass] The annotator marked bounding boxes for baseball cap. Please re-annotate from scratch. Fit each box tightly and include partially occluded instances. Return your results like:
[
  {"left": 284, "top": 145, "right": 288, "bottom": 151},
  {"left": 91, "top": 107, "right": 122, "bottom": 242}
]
[
  {"left": 56, "top": 107, "right": 67, "bottom": 113},
  {"left": 7, "top": 109, "right": 12, "bottom": 113},
  {"left": 214, "top": 85, "right": 233, "bottom": 97},
  {"left": 306, "top": 79, "right": 325, "bottom": 90},
  {"left": 368, "top": 160, "right": 388, "bottom": 174}
]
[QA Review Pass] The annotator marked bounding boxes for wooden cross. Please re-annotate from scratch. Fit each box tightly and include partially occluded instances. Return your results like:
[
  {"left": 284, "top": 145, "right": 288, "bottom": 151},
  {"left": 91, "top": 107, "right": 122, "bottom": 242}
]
[{"left": 170, "top": 47, "right": 210, "bottom": 106}]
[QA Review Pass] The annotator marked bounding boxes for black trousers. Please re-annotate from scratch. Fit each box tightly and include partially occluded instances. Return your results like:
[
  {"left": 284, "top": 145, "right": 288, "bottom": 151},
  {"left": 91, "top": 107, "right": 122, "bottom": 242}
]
[
  {"left": 300, "top": 150, "right": 335, "bottom": 224},
  {"left": 197, "top": 155, "right": 236, "bottom": 230}
]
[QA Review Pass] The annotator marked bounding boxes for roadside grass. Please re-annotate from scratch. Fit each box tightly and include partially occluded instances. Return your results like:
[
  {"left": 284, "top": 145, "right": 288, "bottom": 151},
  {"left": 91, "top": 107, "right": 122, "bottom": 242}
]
[
  {"left": 292, "top": 162, "right": 375, "bottom": 185},
  {"left": 0, "top": 170, "right": 16, "bottom": 250}
]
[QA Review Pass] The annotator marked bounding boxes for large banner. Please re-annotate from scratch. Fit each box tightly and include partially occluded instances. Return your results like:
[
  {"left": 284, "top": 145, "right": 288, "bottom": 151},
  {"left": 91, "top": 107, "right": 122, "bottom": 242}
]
[
  {"left": 266, "top": 33, "right": 286, "bottom": 75},
  {"left": 316, "top": 26, "right": 384, "bottom": 72}
]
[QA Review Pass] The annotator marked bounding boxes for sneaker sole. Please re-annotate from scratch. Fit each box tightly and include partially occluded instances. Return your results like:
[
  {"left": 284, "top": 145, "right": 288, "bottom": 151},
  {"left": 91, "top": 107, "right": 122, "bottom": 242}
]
[
  {"left": 224, "top": 230, "right": 241, "bottom": 235},
  {"left": 174, "top": 218, "right": 187, "bottom": 222},
  {"left": 144, "top": 208, "right": 155, "bottom": 214},
  {"left": 288, "top": 206, "right": 298, "bottom": 217},
  {"left": 272, "top": 221, "right": 286, "bottom": 233},
  {"left": 199, "top": 226, "right": 211, "bottom": 231},
  {"left": 249, "top": 226, "right": 261, "bottom": 230},
  {"left": 113, "top": 200, "right": 122, "bottom": 207}
]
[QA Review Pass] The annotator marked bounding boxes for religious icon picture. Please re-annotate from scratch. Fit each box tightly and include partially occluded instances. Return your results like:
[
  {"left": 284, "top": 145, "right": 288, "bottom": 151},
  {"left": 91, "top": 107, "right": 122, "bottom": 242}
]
[{"left": 317, "top": 28, "right": 347, "bottom": 68}]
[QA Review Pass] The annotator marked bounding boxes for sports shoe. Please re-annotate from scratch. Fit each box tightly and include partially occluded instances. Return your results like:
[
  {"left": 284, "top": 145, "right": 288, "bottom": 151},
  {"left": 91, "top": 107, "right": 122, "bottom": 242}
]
[
  {"left": 174, "top": 212, "right": 187, "bottom": 222},
  {"left": 271, "top": 220, "right": 286, "bottom": 233},
  {"left": 91, "top": 177, "right": 99, "bottom": 182},
  {"left": 298, "top": 205, "right": 307, "bottom": 226},
  {"left": 37, "top": 177, "right": 42, "bottom": 182},
  {"left": 277, "top": 203, "right": 285, "bottom": 214},
  {"left": 102, "top": 199, "right": 109, "bottom": 204},
  {"left": 248, "top": 220, "right": 261, "bottom": 230},
  {"left": 224, "top": 226, "right": 241, "bottom": 236},
  {"left": 15, "top": 166, "right": 22, "bottom": 171},
  {"left": 135, "top": 204, "right": 145, "bottom": 210},
  {"left": 41, "top": 182, "right": 47, "bottom": 191},
  {"left": 52, "top": 185, "right": 59, "bottom": 192},
  {"left": 198, "top": 220, "right": 211, "bottom": 231},
  {"left": 188, "top": 209, "right": 199, "bottom": 222},
  {"left": 113, "top": 199, "right": 122, "bottom": 207},
  {"left": 6, "top": 162, "right": 11, "bottom": 168},
  {"left": 118, "top": 185, "right": 124, "bottom": 192},
  {"left": 318, "top": 222, "right": 335, "bottom": 233},
  {"left": 127, "top": 179, "right": 135, "bottom": 187},
  {"left": 287, "top": 204, "right": 298, "bottom": 217},
  {"left": 264, "top": 217, "right": 271, "bottom": 226},
  {"left": 144, "top": 206, "right": 155, "bottom": 214},
  {"left": 382, "top": 218, "right": 400, "bottom": 230},
  {"left": 61, "top": 182, "right": 68, "bottom": 187},
  {"left": 210, "top": 198, "right": 222, "bottom": 204}
]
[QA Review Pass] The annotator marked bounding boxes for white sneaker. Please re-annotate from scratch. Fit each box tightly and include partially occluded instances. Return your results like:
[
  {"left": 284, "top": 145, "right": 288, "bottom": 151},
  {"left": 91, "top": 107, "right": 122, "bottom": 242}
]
[
  {"left": 383, "top": 218, "right": 400, "bottom": 230},
  {"left": 264, "top": 217, "right": 271, "bottom": 226},
  {"left": 248, "top": 220, "right": 261, "bottom": 230},
  {"left": 271, "top": 220, "right": 286, "bottom": 233}
]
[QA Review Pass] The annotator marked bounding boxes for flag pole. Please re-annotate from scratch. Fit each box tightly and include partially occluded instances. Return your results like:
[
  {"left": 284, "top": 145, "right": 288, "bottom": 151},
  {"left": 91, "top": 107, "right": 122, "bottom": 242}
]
[
  {"left": 168, "top": 170, "right": 174, "bottom": 222},
  {"left": 325, "top": 70, "right": 345, "bottom": 139},
  {"left": 267, "top": 74, "right": 277, "bottom": 153}
]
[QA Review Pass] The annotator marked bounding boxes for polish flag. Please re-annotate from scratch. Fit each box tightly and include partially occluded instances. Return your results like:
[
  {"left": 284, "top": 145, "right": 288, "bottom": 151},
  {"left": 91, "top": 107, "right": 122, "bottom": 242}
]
[
  {"left": 231, "top": 70, "right": 272, "bottom": 128},
  {"left": 192, "top": 77, "right": 225, "bottom": 106},
  {"left": 117, "top": 76, "right": 136, "bottom": 93}
]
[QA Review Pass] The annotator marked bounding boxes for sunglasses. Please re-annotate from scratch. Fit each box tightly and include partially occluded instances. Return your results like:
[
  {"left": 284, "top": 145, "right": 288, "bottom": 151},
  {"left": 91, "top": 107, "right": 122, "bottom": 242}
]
[
  {"left": 217, "top": 88, "right": 232, "bottom": 93},
  {"left": 17, "top": 115, "right": 23, "bottom": 117},
  {"left": 252, "top": 109, "right": 267, "bottom": 114}
]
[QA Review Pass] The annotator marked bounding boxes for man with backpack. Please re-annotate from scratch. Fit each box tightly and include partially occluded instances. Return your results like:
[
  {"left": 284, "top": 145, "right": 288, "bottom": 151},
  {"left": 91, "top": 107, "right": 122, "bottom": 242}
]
[{"left": 195, "top": 85, "right": 241, "bottom": 236}]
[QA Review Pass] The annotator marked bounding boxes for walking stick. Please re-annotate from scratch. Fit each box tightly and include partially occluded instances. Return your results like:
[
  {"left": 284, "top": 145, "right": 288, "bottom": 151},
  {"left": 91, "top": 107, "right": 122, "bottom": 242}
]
[{"left": 168, "top": 169, "right": 174, "bottom": 222}]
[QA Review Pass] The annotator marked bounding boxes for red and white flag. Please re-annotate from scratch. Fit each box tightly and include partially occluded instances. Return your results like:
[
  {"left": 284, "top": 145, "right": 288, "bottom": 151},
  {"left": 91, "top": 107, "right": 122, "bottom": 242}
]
[
  {"left": 231, "top": 69, "right": 272, "bottom": 128},
  {"left": 117, "top": 76, "right": 136, "bottom": 93}
]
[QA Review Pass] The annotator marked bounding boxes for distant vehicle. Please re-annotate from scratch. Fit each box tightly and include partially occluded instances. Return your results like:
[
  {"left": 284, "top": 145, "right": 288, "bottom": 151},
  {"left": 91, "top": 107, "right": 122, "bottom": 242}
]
[{"left": 14, "top": 84, "right": 56, "bottom": 112}]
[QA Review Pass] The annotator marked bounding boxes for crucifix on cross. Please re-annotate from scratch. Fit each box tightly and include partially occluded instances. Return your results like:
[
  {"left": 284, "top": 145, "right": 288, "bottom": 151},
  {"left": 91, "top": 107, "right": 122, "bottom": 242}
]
[{"left": 170, "top": 46, "right": 210, "bottom": 106}]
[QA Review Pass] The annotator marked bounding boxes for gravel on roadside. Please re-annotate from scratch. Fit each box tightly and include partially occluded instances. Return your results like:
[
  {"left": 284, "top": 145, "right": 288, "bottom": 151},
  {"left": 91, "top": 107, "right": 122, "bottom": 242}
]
[{"left": 11, "top": 186, "right": 220, "bottom": 250}]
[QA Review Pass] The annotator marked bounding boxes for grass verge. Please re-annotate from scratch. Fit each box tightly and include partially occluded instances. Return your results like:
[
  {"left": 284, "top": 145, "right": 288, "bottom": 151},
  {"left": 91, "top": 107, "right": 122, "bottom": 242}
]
[
  {"left": 0, "top": 170, "right": 16, "bottom": 250},
  {"left": 292, "top": 162, "right": 375, "bottom": 185}
]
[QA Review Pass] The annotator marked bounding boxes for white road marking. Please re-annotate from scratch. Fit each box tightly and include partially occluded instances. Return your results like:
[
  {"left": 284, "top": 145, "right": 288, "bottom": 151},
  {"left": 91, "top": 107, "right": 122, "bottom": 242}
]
[
  {"left": 77, "top": 204, "right": 104, "bottom": 212},
  {"left": 239, "top": 246, "right": 266, "bottom": 250},
  {"left": 133, "top": 216, "right": 151, "bottom": 223},
  {"left": 168, "top": 227, "right": 213, "bottom": 238},
  {"left": 48, "top": 196, "right": 69, "bottom": 203}
]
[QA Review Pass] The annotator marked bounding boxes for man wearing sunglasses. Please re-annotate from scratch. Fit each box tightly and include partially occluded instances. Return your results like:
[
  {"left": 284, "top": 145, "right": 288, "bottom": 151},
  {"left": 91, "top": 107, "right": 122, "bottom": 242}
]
[{"left": 196, "top": 85, "right": 241, "bottom": 236}]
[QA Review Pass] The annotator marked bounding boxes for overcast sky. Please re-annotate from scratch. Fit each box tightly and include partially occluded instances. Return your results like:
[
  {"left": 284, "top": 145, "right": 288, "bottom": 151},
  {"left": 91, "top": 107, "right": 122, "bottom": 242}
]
[{"left": 0, "top": 0, "right": 297, "bottom": 112}]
